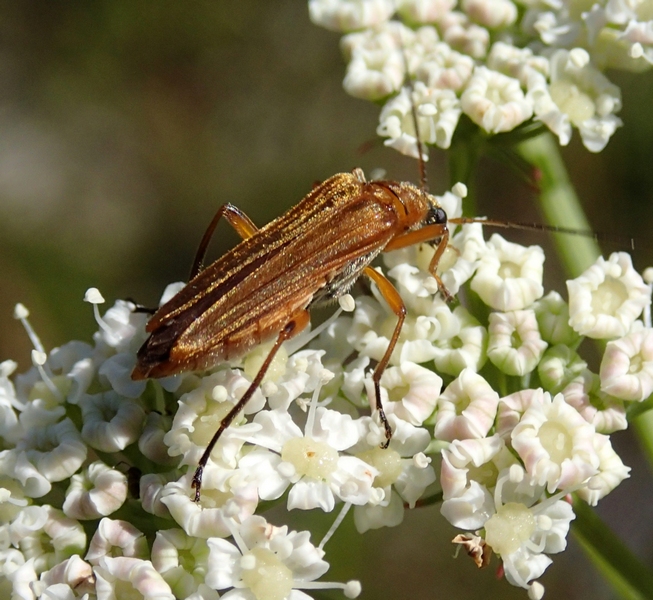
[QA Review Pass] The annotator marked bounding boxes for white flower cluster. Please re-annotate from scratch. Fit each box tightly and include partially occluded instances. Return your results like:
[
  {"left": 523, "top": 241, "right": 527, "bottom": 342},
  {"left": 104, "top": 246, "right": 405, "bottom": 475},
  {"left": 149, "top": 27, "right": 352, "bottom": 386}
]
[
  {"left": 309, "top": 0, "right": 653, "bottom": 153},
  {"left": 1, "top": 202, "right": 650, "bottom": 597}
]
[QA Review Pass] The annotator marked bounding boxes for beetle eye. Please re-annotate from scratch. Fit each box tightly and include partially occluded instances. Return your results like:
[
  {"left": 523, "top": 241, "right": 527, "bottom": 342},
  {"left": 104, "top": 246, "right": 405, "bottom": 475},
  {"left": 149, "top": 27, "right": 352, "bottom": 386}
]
[{"left": 427, "top": 206, "right": 447, "bottom": 225}]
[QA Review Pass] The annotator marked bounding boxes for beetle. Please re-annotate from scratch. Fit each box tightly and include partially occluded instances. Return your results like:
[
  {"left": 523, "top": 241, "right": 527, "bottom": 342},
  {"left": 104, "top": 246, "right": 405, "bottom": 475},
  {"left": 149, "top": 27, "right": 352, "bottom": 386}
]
[
  {"left": 130, "top": 159, "right": 606, "bottom": 502},
  {"left": 131, "top": 166, "right": 457, "bottom": 500}
]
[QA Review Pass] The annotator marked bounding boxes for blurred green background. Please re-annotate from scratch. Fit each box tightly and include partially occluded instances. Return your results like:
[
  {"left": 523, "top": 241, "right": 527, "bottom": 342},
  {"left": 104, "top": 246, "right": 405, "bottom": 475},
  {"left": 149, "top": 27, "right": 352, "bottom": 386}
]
[{"left": 1, "top": 1, "right": 652, "bottom": 598}]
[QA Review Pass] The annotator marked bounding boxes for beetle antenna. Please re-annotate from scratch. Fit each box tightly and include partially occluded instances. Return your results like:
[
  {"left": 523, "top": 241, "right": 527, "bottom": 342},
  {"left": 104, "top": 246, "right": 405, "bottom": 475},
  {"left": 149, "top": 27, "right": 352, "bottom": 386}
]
[
  {"left": 399, "top": 37, "right": 428, "bottom": 192},
  {"left": 449, "top": 216, "right": 635, "bottom": 249}
]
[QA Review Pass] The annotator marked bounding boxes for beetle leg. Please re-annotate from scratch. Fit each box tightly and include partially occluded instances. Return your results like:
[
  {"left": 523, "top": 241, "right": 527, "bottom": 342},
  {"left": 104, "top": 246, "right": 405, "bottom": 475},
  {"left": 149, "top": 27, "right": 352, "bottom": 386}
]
[
  {"left": 190, "top": 203, "right": 259, "bottom": 279},
  {"left": 383, "top": 222, "right": 446, "bottom": 252},
  {"left": 426, "top": 226, "right": 452, "bottom": 302},
  {"left": 363, "top": 266, "right": 406, "bottom": 448},
  {"left": 191, "top": 308, "right": 310, "bottom": 502},
  {"left": 124, "top": 297, "right": 158, "bottom": 315},
  {"left": 384, "top": 223, "right": 452, "bottom": 301}
]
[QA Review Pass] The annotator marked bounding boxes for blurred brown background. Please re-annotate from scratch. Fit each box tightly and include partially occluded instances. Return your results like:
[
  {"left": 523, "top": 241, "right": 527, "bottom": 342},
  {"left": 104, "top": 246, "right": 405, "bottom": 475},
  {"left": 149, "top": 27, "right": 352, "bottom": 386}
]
[{"left": 1, "top": 1, "right": 652, "bottom": 598}]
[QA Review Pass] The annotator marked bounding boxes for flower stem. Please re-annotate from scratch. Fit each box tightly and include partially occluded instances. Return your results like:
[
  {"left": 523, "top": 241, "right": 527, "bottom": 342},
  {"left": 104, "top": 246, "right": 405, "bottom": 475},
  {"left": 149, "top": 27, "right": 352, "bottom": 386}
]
[
  {"left": 572, "top": 497, "right": 653, "bottom": 599},
  {"left": 632, "top": 409, "right": 653, "bottom": 471},
  {"left": 448, "top": 120, "right": 482, "bottom": 215},
  {"left": 518, "top": 133, "right": 601, "bottom": 278}
]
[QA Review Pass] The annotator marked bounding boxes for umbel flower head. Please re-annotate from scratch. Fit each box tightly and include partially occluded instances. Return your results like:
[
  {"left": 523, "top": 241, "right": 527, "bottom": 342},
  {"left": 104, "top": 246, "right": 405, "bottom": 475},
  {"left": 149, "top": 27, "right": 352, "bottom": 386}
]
[
  {"left": 2, "top": 176, "right": 646, "bottom": 599},
  {"left": 310, "top": 0, "right": 652, "bottom": 154}
]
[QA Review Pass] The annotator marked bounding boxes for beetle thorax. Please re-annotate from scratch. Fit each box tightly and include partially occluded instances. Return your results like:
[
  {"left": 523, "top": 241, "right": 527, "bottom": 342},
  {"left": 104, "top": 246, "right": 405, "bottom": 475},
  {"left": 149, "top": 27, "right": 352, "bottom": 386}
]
[{"left": 373, "top": 180, "right": 437, "bottom": 230}]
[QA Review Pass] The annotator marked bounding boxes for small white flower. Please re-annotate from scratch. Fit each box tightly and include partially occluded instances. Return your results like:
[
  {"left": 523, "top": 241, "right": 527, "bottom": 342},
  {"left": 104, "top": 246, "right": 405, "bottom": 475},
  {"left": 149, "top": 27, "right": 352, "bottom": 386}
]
[
  {"left": 537, "top": 345, "right": 587, "bottom": 394},
  {"left": 461, "top": 67, "right": 533, "bottom": 133},
  {"left": 0, "top": 362, "right": 22, "bottom": 445},
  {"left": 567, "top": 252, "right": 650, "bottom": 339},
  {"left": 316, "top": 314, "right": 356, "bottom": 364},
  {"left": 439, "top": 11, "right": 490, "bottom": 58},
  {"left": 488, "top": 41, "right": 550, "bottom": 87},
  {"left": 16, "top": 388, "right": 65, "bottom": 433},
  {"left": 138, "top": 412, "right": 178, "bottom": 466},
  {"left": 470, "top": 234, "right": 545, "bottom": 311},
  {"left": 353, "top": 490, "right": 405, "bottom": 532},
  {"left": 309, "top": 0, "right": 395, "bottom": 32},
  {"left": 600, "top": 329, "right": 653, "bottom": 401},
  {"left": 618, "top": 20, "right": 653, "bottom": 66},
  {"left": 341, "top": 355, "right": 372, "bottom": 407},
  {"left": 575, "top": 433, "right": 630, "bottom": 506},
  {"left": 532, "top": 291, "right": 579, "bottom": 346},
  {"left": 433, "top": 369, "right": 500, "bottom": 441},
  {"left": 496, "top": 388, "right": 548, "bottom": 438},
  {"left": 243, "top": 341, "right": 290, "bottom": 386},
  {"left": 487, "top": 310, "right": 548, "bottom": 376},
  {"left": 15, "top": 419, "right": 87, "bottom": 490},
  {"left": 439, "top": 222, "right": 487, "bottom": 296},
  {"left": 139, "top": 471, "right": 178, "bottom": 519},
  {"left": 486, "top": 493, "right": 574, "bottom": 590},
  {"left": 152, "top": 529, "right": 217, "bottom": 600},
  {"left": 62, "top": 462, "right": 128, "bottom": 520},
  {"left": 0, "top": 449, "right": 50, "bottom": 498},
  {"left": 396, "top": 0, "right": 456, "bottom": 23},
  {"left": 161, "top": 472, "right": 259, "bottom": 539},
  {"left": 444, "top": 450, "right": 575, "bottom": 592},
  {"left": 85, "top": 518, "right": 149, "bottom": 564},
  {"left": 240, "top": 407, "right": 377, "bottom": 512},
  {"left": 353, "top": 417, "right": 436, "bottom": 517},
  {"left": 562, "top": 370, "right": 627, "bottom": 433},
  {"left": 164, "top": 369, "right": 265, "bottom": 469},
  {"left": 342, "top": 36, "right": 405, "bottom": 100},
  {"left": 266, "top": 350, "right": 332, "bottom": 411},
  {"left": 440, "top": 435, "right": 518, "bottom": 529},
  {"left": 5, "top": 558, "right": 37, "bottom": 600},
  {"left": 94, "top": 556, "right": 175, "bottom": 600},
  {"left": 347, "top": 295, "right": 455, "bottom": 366},
  {"left": 37, "top": 555, "right": 94, "bottom": 596},
  {"left": 526, "top": 70, "right": 573, "bottom": 146},
  {"left": 92, "top": 299, "right": 147, "bottom": 354},
  {"left": 97, "top": 352, "right": 147, "bottom": 399},
  {"left": 511, "top": 392, "right": 600, "bottom": 493},
  {"left": 461, "top": 0, "right": 518, "bottom": 29},
  {"left": 432, "top": 306, "right": 487, "bottom": 375},
  {"left": 10, "top": 505, "right": 86, "bottom": 574},
  {"left": 206, "top": 515, "right": 356, "bottom": 600},
  {"left": 79, "top": 391, "right": 145, "bottom": 453},
  {"left": 529, "top": 7, "right": 583, "bottom": 49},
  {"left": 47, "top": 341, "right": 96, "bottom": 405},
  {"left": 531, "top": 49, "right": 623, "bottom": 152},
  {"left": 414, "top": 42, "right": 475, "bottom": 91},
  {"left": 355, "top": 415, "right": 435, "bottom": 509},
  {"left": 377, "top": 82, "right": 462, "bottom": 157},
  {"left": 340, "top": 20, "right": 414, "bottom": 61},
  {"left": 372, "top": 361, "right": 442, "bottom": 425},
  {"left": 0, "top": 474, "right": 29, "bottom": 524}
]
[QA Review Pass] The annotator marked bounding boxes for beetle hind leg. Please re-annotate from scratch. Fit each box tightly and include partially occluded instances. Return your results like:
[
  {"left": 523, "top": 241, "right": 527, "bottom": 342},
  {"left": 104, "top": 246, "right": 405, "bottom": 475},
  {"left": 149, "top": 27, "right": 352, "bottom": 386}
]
[{"left": 192, "top": 309, "right": 310, "bottom": 502}]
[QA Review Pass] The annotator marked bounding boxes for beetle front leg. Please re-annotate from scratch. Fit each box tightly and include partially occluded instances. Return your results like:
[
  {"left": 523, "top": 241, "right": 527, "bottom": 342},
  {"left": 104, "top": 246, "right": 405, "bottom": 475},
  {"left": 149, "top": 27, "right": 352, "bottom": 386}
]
[{"left": 383, "top": 222, "right": 453, "bottom": 302}]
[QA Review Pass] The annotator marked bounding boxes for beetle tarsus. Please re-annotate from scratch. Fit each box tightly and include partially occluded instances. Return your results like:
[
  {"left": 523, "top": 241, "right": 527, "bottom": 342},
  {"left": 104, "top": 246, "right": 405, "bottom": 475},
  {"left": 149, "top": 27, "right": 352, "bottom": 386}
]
[
  {"left": 192, "top": 465, "right": 204, "bottom": 503},
  {"left": 125, "top": 297, "right": 158, "bottom": 315},
  {"left": 380, "top": 415, "right": 392, "bottom": 449}
]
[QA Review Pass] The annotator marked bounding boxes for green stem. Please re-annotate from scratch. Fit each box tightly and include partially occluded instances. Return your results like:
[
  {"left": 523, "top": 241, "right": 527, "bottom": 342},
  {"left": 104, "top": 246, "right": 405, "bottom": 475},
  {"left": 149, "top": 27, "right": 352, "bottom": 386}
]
[
  {"left": 448, "top": 123, "right": 482, "bottom": 216},
  {"left": 572, "top": 498, "right": 653, "bottom": 599},
  {"left": 519, "top": 133, "right": 653, "bottom": 597},
  {"left": 632, "top": 409, "right": 653, "bottom": 471},
  {"left": 518, "top": 133, "right": 601, "bottom": 278}
]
